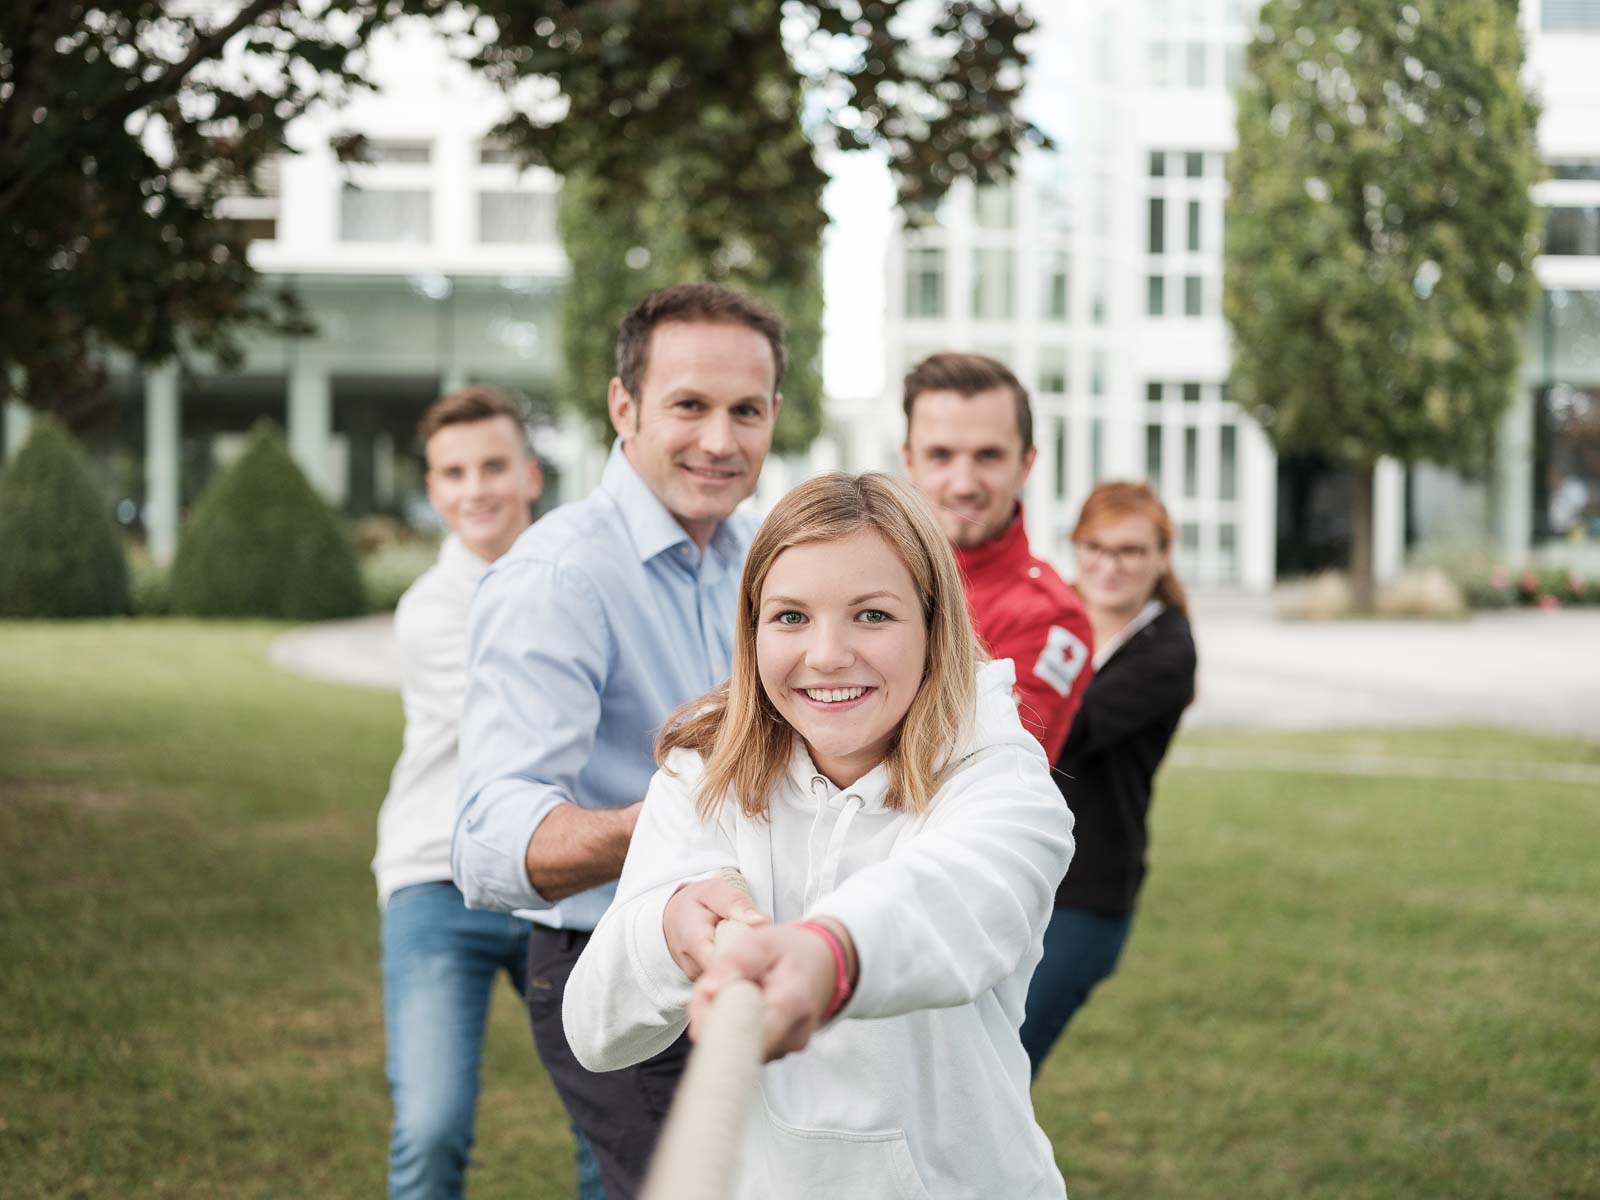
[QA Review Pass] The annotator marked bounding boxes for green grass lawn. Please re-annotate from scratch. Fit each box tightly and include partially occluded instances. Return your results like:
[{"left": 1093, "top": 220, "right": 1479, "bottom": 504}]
[{"left": 2, "top": 622, "right": 1596, "bottom": 1199}]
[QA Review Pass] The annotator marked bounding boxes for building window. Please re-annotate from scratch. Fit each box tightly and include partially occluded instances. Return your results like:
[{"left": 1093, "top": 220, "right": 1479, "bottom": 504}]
[
  {"left": 1186, "top": 151, "right": 1205, "bottom": 178},
  {"left": 1150, "top": 42, "right": 1171, "bottom": 87},
  {"left": 478, "top": 191, "right": 557, "bottom": 244},
  {"left": 1038, "top": 347, "right": 1069, "bottom": 395},
  {"left": 1091, "top": 260, "right": 1108, "bottom": 324},
  {"left": 972, "top": 248, "right": 1015, "bottom": 320},
  {"left": 361, "top": 138, "right": 431, "bottom": 164},
  {"left": 1091, "top": 417, "right": 1105, "bottom": 481},
  {"left": 1183, "top": 426, "right": 1199, "bottom": 497},
  {"left": 1053, "top": 418, "right": 1068, "bottom": 499},
  {"left": 1550, "top": 160, "right": 1600, "bottom": 181},
  {"left": 1185, "top": 274, "right": 1204, "bottom": 316},
  {"left": 339, "top": 186, "right": 431, "bottom": 243},
  {"left": 1043, "top": 251, "right": 1070, "bottom": 321},
  {"left": 1542, "top": 1, "right": 1600, "bottom": 32},
  {"left": 1148, "top": 197, "right": 1166, "bottom": 254},
  {"left": 1182, "top": 382, "right": 1201, "bottom": 403},
  {"left": 1225, "top": 42, "right": 1246, "bottom": 87},
  {"left": 1185, "top": 42, "right": 1207, "bottom": 88},
  {"left": 904, "top": 247, "right": 945, "bottom": 318},
  {"left": 479, "top": 140, "right": 519, "bottom": 165},
  {"left": 1179, "top": 521, "right": 1201, "bottom": 577},
  {"left": 1090, "top": 351, "right": 1107, "bottom": 397},
  {"left": 1220, "top": 424, "right": 1238, "bottom": 500},
  {"left": 1146, "top": 423, "right": 1164, "bottom": 487},
  {"left": 1147, "top": 275, "right": 1166, "bottom": 316},
  {"left": 1149, "top": 151, "right": 1166, "bottom": 178},
  {"left": 1545, "top": 207, "right": 1600, "bottom": 257},
  {"left": 975, "top": 181, "right": 1014, "bottom": 230},
  {"left": 1535, "top": 383, "right": 1600, "bottom": 541},
  {"left": 1187, "top": 200, "right": 1203, "bottom": 252},
  {"left": 1146, "top": 382, "right": 1164, "bottom": 404},
  {"left": 1218, "top": 522, "right": 1239, "bottom": 583}
]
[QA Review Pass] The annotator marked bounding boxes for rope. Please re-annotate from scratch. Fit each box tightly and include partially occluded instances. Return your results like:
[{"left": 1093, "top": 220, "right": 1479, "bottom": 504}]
[{"left": 640, "top": 888, "right": 766, "bottom": 1200}]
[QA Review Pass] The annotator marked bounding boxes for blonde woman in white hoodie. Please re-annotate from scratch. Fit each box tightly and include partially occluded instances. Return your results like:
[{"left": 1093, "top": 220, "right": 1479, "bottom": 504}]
[{"left": 563, "top": 472, "right": 1074, "bottom": 1200}]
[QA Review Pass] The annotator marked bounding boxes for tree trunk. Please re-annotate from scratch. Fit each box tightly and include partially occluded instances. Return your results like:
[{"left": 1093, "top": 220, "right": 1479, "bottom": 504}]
[{"left": 1349, "top": 461, "right": 1376, "bottom": 612}]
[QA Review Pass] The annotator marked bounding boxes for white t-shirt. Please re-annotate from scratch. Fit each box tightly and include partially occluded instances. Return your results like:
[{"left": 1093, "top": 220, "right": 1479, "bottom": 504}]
[{"left": 372, "top": 535, "right": 487, "bottom": 906}]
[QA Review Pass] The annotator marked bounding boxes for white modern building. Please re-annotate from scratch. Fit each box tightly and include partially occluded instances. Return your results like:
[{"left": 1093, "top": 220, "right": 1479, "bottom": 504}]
[
  {"left": 854, "top": 0, "right": 1600, "bottom": 587},
  {"left": 6, "top": 19, "right": 584, "bottom": 563}
]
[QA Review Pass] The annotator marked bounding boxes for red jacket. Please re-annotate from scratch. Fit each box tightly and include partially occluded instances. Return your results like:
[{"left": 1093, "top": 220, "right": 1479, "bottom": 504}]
[{"left": 954, "top": 507, "right": 1094, "bottom": 761}]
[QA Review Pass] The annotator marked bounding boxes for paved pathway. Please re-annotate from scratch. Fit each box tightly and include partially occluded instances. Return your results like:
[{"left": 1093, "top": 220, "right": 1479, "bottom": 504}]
[{"left": 268, "top": 596, "right": 1600, "bottom": 742}]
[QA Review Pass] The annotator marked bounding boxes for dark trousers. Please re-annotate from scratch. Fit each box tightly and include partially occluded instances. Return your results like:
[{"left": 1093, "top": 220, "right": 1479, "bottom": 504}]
[
  {"left": 1019, "top": 905, "right": 1134, "bottom": 1078},
  {"left": 525, "top": 926, "right": 690, "bottom": 1200}
]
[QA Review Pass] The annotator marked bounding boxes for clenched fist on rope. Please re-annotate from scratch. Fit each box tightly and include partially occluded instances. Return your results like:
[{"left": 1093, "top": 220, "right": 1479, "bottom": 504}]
[{"left": 693, "top": 917, "right": 857, "bottom": 1063}]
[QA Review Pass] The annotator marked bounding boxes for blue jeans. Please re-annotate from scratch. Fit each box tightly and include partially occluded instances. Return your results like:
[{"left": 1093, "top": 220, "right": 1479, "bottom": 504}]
[
  {"left": 1019, "top": 905, "right": 1134, "bottom": 1077},
  {"left": 382, "top": 881, "right": 605, "bottom": 1200}
]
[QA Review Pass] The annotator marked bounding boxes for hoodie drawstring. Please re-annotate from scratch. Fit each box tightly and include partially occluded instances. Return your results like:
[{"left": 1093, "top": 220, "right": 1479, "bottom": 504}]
[{"left": 815, "top": 793, "right": 865, "bottom": 902}]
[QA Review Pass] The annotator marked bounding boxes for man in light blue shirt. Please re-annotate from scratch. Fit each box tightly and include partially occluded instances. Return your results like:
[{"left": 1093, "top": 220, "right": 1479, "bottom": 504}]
[{"left": 453, "top": 283, "right": 785, "bottom": 1200}]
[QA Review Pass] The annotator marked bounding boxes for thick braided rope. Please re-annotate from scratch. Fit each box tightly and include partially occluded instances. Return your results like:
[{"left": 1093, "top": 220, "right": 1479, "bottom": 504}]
[{"left": 640, "top": 886, "right": 765, "bottom": 1200}]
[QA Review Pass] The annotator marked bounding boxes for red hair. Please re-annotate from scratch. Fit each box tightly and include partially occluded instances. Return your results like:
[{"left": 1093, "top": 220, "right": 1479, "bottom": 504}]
[{"left": 1073, "top": 482, "right": 1188, "bottom": 615}]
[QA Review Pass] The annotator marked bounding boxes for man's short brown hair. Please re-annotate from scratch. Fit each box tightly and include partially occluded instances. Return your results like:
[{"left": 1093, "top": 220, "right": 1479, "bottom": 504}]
[
  {"left": 902, "top": 352, "right": 1034, "bottom": 456},
  {"left": 418, "top": 385, "right": 529, "bottom": 452},
  {"left": 615, "top": 283, "right": 787, "bottom": 402}
]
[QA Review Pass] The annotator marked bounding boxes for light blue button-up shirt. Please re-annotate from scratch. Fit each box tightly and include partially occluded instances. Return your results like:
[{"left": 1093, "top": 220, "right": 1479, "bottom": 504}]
[{"left": 452, "top": 442, "right": 757, "bottom": 930}]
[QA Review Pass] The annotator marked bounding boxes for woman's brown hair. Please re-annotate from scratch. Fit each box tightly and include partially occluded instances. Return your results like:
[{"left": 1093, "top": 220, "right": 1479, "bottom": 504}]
[
  {"left": 1072, "top": 481, "right": 1189, "bottom": 614},
  {"left": 657, "top": 472, "right": 982, "bottom": 821}
]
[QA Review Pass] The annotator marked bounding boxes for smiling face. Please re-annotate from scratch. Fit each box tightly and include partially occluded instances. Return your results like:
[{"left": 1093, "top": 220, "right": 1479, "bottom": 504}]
[
  {"left": 901, "top": 385, "right": 1036, "bottom": 548},
  {"left": 1074, "top": 513, "right": 1169, "bottom": 621},
  {"left": 755, "top": 530, "right": 929, "bottom": 788},
  {"left": 608, "top": 319, "right": 781, "bottom": 551},
  {"left": 424, "top": 416, "right": 543, "bottom": 562}
]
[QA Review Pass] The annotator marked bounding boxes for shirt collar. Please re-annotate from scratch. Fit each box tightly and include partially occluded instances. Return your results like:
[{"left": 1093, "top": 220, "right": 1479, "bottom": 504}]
[
  {"left": 1093, "top": 599, "right": 1165, "bottom": 670},
  {"left": 599, "top": 441, "right": 698, "bottom": 564},
  {"left": 952, "top": 503, "right": 1031, "bottom": 577},
  {"left": 440, "top": 533, "right": 491, "bottom": 583}
]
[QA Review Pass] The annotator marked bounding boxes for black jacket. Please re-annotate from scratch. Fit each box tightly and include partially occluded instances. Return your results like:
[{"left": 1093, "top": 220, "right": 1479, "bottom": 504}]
[{"left": 1053, "top": 604, "right": 1196, "bottom": 916}]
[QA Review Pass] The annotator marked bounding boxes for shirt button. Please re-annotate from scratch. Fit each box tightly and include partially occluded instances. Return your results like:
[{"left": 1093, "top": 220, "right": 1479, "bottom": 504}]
[{"left": 1028, "top": 565, "right": 1042, "bottom": 579}]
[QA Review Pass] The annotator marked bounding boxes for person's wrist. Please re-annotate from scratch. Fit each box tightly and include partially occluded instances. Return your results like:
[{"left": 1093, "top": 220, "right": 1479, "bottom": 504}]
[{"left": 790, "top": 919, "right": 852, "bottom": 1021}]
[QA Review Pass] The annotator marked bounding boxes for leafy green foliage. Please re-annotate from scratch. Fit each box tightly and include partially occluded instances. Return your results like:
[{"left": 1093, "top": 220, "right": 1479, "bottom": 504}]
[
  {"left": 2, "top": 1, "right": 1040, "bottom": 436},
  {"left": 169, "top": 423, "right": 364, "bottom": 619},
  {"left": 0, "top": 417, "right": 129, "bottom": 617},
  {"left": 1225, "top": 0, "right": 1541, "bottom": 470},
  {"left": 557, "top": 169, "right": 824, "bottom": 452}
]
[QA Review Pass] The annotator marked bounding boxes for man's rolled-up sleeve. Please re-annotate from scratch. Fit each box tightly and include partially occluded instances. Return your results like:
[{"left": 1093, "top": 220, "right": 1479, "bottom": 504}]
[{"left": 451, "top": 557, "right": 613, "bottom": 912}]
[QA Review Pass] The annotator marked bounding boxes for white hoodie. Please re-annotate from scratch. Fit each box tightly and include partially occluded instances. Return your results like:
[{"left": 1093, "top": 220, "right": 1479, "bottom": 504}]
[{"left": 563, "top": 659, "right": 1073, "bottom": 1200}]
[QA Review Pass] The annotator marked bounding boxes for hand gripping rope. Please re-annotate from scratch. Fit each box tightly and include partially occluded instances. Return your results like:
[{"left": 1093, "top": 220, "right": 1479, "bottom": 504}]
[{"left": 640, "top": 875, "right": 766, "bottom": 1200}]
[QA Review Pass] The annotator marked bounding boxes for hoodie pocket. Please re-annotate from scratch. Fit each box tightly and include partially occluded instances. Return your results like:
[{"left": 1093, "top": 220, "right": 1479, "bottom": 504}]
[{"left": 752, "top": 1100, "right": 930, "bottom": 1200}]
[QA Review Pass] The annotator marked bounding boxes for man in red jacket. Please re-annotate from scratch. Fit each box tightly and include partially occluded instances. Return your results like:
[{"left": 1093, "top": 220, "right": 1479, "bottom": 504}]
[{"left": 901, "top": 352, "right": 1094, "bottom": 759}]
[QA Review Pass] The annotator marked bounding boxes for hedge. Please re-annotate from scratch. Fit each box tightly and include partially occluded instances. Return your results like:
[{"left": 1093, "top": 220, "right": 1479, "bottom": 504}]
[
  {"left": 0, "top": 417, "right": 129, "bottom": 618},
  {"left": 170, "top": 423, "right": 365, "bottom": 619}
]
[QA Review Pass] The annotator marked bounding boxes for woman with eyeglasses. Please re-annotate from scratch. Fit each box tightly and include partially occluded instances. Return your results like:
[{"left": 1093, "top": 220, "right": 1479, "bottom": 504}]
[{"left": 1020, "top": 481, "right": 1197, "bottom": 1076}]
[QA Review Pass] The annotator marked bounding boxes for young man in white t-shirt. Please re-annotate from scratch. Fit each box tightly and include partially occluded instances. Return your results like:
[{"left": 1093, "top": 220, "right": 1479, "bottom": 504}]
[{"left": 373, "top": 386, "right": 602, "bottom": 1199}]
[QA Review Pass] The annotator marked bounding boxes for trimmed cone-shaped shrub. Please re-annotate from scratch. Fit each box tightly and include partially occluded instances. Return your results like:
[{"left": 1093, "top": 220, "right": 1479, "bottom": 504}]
[
  {"left": 0, "top": 417, "right": 129, "bottom": 618},
  {"left": 170, "top": 423, "right": 365, "bottom": 619}
]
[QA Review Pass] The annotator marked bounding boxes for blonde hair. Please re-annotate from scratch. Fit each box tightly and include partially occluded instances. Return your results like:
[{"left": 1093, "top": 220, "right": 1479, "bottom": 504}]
[{"left": 658, "top": 472, "right": 982, "bottom": 820}]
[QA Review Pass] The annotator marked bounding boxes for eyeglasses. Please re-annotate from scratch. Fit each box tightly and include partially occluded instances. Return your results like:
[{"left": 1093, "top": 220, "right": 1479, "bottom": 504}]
[{"left": 1074, "top": 539, "right": 1155, "bottom": 568}]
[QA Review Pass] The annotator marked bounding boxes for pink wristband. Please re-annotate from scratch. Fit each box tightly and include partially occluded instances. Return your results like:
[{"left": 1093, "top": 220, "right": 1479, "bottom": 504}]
[{"left": 791, "top": 919, "right": 852, "bottom": 1022}]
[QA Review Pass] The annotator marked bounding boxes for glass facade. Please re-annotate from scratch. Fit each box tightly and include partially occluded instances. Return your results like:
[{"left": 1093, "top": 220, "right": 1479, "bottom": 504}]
[
  {"left": 1531, "top": 291, "right": 1600, "bottom": 544},
  {"left": 339, "top": 186, "right": 431, "bottom": 243},
  {"left": 904, "top": 247, "right": 945, "bottom": 318}
]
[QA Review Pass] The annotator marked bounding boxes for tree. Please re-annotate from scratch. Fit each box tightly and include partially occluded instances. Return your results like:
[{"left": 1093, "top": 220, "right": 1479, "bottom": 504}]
[
  {"left": 1224, "top": 0, "right": 1541, "bottom": 608},
  {"left": 556, "top": 167, "right": 825, "bottom": 453},
  {"left": 0, "top": 417, "right": 129, "bottom": 617},
  {"left": 168, "top": 422, "right": 365, "bottom": 619},
  {"left": 2, "top": 1, "right": 1042, "bottom": 441}
]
